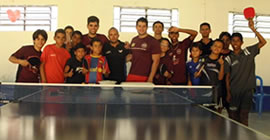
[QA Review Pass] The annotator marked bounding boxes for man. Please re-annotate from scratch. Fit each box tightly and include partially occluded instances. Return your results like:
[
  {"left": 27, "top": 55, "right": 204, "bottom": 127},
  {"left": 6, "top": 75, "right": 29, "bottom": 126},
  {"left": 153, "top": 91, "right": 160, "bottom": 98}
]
[
  {"left": 103, "top": 27, "right": 130, "bottom": 84},
  {"left": 225, "top": 19, "right": 267, "bottom": 126},
  {"left": 167, "top": 26, "right": 198, "bottom": 85},
  {"left": 196, "top": 22, "right": 213, "bottom": 56},
  {"left": 81, "top": 16, "right": 109, "bottom": 54},
  {"left": 153, "top": 21, "right": 167, "bottom": 41},
  {"left": 126, "top": 17, "right": 161, "bottom": 82}
]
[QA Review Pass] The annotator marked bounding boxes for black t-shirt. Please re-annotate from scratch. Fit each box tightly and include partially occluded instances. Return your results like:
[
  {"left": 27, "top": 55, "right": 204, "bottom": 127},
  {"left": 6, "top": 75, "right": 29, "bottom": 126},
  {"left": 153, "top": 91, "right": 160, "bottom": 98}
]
[
  {"left": 65, "top": 57, "right": 88, "bottom": 83},
  {"left": 197, "top": 39, "right": 214, "bottom": 56},
  {"left": 102, "top": 41, "right": 130, "bottom": 83},
  {"left": 198, "top": 55, "right": 221, "bottom": 86},
  {"left": 12, "top": 45, "right": 42, "bottom": 82}
]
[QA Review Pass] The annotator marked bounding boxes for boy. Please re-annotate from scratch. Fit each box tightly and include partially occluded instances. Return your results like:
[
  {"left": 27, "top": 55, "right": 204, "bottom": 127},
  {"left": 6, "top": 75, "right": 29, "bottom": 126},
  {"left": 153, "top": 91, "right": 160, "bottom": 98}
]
[
  {"left": 219, "top": 31, "right": 233, "bottom": 116},
  {"left": 195, "top": 39, "right": 225, "bottom": 110},
  {"left": 85, "top": 38, "right": 110, "bottom": 83},
  {"left": 66, "top": 30, "right": 83, "bottom": 57},
  {"left": 225, "top": 19, "right": 267, "bottom": 126},
  {"left": 40, "top": 29, "right": 71, "bottom": 83},
  {"left": 64, "top": 25, "right": 74, "bottom": 50},
  {"left": 186, "top": 43, "right": 202, "bottom": 85},
  {"left": 64, "top": 43, "right": 88, "bottom": 83},
  {"left": 153, "top": 21, "right": 167, "bottom": 41},
  {"left": 82, "top": 16, "right": 109, "bottom": 54},
  {"left": 9, "top": 29, "right": 48, "bottom": 82},
  {"left": 167, "top": 26, "right": 198, "bottom": 85},
  {"left": 126, "top": 17, "right": 161, "bottom": 82},
  {"left": 196, "top": 22, "right": 213, "bottom": 56},
  {"left": 219, "top": 32, "right": 233, "bottom": 57},
  {"left": 153, "top": 38, "right": 173, "bottom": 85},
  {"left": 64, "top": 25, "right": 74, "bottom": 42},
  {"left": 103, "top": 27, "right": 130, "bottom": 84}
]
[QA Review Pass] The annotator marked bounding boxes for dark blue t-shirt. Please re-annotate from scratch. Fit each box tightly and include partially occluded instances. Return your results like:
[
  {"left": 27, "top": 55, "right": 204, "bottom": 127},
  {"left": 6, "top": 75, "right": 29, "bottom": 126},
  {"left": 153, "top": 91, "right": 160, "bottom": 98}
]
[{"left": 186, "top": 60, "right": 200, "bottom": 85}]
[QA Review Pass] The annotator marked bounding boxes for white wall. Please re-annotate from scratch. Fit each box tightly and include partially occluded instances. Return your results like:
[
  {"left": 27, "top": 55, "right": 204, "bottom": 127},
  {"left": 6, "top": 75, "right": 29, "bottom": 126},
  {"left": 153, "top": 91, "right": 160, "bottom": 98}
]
[{"left": 0, "top": 0, "right": 269, "bottom": 85}]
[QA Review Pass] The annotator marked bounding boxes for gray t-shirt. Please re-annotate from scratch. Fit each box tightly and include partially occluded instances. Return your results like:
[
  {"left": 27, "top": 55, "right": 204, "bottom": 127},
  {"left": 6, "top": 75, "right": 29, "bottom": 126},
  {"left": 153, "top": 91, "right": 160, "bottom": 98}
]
[{"left": 224, "top": 43, "right": 260, "bottom": 94}]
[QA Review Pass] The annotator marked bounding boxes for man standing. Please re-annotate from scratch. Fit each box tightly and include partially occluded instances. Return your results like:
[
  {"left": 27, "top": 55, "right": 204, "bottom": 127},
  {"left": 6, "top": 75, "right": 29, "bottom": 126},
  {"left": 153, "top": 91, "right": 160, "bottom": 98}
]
[
  {"left": 168, "top": 26, "right": 198, "bottom": 85},
  {"left": 126, "top": 17, "right": 161, "bottom": 82},
  {"left": 225, "top": 19, "right": 267, "bottom": 126},
  {"left": 196, "top": 22, "right": 213, "bottom": 56},
  {"left": 103, "top": 27, "right": 130, "bottom": 84},
  {"left": 81, "top": 16, "right": 109, "bottom": 54}
]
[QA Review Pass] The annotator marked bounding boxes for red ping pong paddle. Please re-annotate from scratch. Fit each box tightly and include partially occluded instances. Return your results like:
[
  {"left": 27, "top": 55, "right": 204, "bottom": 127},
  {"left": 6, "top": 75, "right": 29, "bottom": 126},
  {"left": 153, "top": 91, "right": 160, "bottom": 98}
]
[{"left": 243, "top": 7, "right": 255, "bottom": 20}]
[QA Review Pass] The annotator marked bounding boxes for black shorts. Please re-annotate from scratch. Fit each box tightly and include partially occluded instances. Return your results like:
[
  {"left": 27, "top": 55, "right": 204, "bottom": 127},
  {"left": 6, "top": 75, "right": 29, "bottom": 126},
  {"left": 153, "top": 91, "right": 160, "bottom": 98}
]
[{"left": 229, "top": 89, "right": 254, "bottom": 111}]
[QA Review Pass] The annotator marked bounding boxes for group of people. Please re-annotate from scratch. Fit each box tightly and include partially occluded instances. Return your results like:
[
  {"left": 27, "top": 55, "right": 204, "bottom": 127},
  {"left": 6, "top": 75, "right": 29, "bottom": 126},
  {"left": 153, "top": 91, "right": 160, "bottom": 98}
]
[{"left": 9, "top": 15, "right": 267, "bottom": 126}]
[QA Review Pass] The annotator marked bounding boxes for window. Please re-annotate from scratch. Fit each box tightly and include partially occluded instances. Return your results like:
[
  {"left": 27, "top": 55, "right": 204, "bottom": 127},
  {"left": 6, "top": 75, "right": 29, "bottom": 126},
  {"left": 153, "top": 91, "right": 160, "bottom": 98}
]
[
  {"left": 114, "top": 6, "right": 179, "bottom": 33},
  {"left": 229, "top": 12, "right": 270, "bottom": 38},
  {"left": 0, "top": 5, "right": 57, "bottom": 31}
]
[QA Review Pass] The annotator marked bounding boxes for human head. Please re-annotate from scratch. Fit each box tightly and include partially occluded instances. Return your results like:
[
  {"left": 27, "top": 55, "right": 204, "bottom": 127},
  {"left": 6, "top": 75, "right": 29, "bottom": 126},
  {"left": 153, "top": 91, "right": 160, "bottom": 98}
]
[
  {"left": 231, "top": 32, "right": 243, "bottom": 51},
  {"left": 160, "top": 38, "right": 171, "bottom": 54},
  {"left": 87, "top": 16, "right": 100, "bottom": 35},
  {"left": 219, "top": 32, "right": 231, "bottom": 50},
  {"left": 190, "top": 43, "right": 202, "bottom": 59},
  {"left": 32, "top": 29, "right": 48, "bottom": 50},
  {"left": 211, "top": 39, "right": 224, "bottom": 55},
  {"left": 54, "top": 29, "right": 66, "bottom": 47},
  {"left": 74, "top": 43, "right": 86, "bottom": 60},
  {"left": 168, "top": 26, "right": 179, "bottom": 44},
  {"left": 64, "top": 25, "right": 74, "bottom": 38},
  {"left": 108, "top": 27, "right": 119, "bottom": 44},
  {"left": 199, "top": 22, "right": 211, "bottom": 38},
  {"left": 136, "top": 17, "right": 148, "bottom": 36},
  {"left": 71, "top": 30, "right": 83, "bottom": 47},
  {"left": 153, "top": 21, "right": 164, "bottom": 35},
  {"left": 90, "top": 38, "right": 102, "bottom": 55}
]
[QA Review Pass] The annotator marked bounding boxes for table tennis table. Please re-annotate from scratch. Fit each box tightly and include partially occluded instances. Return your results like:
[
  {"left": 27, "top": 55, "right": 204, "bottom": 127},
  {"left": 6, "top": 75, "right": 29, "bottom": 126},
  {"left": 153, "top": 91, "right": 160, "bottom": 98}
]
[{"left": 0, "top": 83, "right": 269, "bottom": 140}]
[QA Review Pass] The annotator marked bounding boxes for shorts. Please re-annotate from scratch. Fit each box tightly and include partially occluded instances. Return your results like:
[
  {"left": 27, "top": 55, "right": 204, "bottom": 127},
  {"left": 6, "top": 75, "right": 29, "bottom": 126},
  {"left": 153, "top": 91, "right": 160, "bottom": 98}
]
[{"left": 229, "top": 89, "right": 253, "bottom": 111}]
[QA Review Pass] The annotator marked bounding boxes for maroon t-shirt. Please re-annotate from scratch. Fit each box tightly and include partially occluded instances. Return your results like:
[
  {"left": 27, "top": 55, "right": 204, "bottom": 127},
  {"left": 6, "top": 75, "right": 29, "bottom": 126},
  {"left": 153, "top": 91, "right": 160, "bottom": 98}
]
[
  {"left": 168, "top": 37, "right": 192, "bottom": 84},
  {"left": 81, "top": 33, "right": 109, "bottom": 54},
  {"left": 129, "top": 35, "right": 161, "bottom": 77},
  {"left": 153, "top": 54, "right": 174, "bottom": 85},
  {"left": 11, "top": 45, "right": 42, "bottom": 82}
]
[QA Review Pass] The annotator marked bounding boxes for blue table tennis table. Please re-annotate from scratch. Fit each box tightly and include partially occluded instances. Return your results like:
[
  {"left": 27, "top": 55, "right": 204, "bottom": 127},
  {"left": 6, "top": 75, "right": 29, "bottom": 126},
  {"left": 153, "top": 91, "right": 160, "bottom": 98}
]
[{"left": 0, "top": 83, "right": 269, "bottom": 140}]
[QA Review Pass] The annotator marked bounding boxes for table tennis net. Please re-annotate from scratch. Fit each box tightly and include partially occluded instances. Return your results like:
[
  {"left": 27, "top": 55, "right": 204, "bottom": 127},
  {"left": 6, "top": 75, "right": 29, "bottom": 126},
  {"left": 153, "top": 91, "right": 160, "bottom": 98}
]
[{"left": 0, "top": 83, "right": 217, "bottom": 105}]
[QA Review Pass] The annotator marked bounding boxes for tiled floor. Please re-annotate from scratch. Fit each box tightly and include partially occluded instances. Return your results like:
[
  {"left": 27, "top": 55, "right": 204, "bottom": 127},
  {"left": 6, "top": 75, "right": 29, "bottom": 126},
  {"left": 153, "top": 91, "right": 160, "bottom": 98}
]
[
  {"left": 249, "top": 112, "right": 270, "bottom": 136},
  {"left": 221, "top": 111, "right": 270, "bottom": 137}
]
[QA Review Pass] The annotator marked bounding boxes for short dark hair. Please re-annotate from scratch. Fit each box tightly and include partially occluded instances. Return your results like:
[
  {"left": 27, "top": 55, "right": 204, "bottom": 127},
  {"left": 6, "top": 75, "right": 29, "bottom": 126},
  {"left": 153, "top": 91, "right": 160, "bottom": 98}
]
[
  {"left": 74, "top": 43, "right": 86, "bottom": 51},
  {"left": 160, "top": 38, "right": 171, "bottom": 48},
  {"left": 200, "top": 22, "right": 211, "bottom": 29},
  {"left": 54, "top": 28, "right": 66, "bottom": 37},
  {"left": 87, "top": 16, "right": 99, "bottom": 25},
  {"left": 136, "top": 17, "right": 148, "bottom": 26},
  {"left": 231, "top": 32, "right": 243, "bottom": 42},
  {"left": 153, "top": 21, "right": 164, "bottom": 29},
  {"left": 72, "top": 30, "right": 83, "bottom": 38},
  {"left": 189, "top": 42, "right": 202, "bottom": 52},
  {"left": 64, "top": 25, "right": 74, "bottom": 32},
  {"left": 32, "top": 29, "right": 48, "bottom": 41},
  {"left": 90, "top": 38, "right": 102, "bottom": 46},
  {"left": 219, "top": 32, "right": 231, "bottom": 40},
  {"left": 213, "top": 39, "right": 225, "bottom": 48}
]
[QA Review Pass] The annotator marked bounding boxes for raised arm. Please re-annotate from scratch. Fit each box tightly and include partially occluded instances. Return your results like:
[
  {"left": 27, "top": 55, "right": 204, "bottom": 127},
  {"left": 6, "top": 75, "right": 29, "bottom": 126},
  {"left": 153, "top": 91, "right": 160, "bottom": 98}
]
[
  {"left": 218, "top": 57, "right": 224, "bottom": 80},
  {"left": 248, "top": 19, "right": 267, "bottom": 49},
  {"left": 170, "top": 26, "right": 198, "bottom": 41}
]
